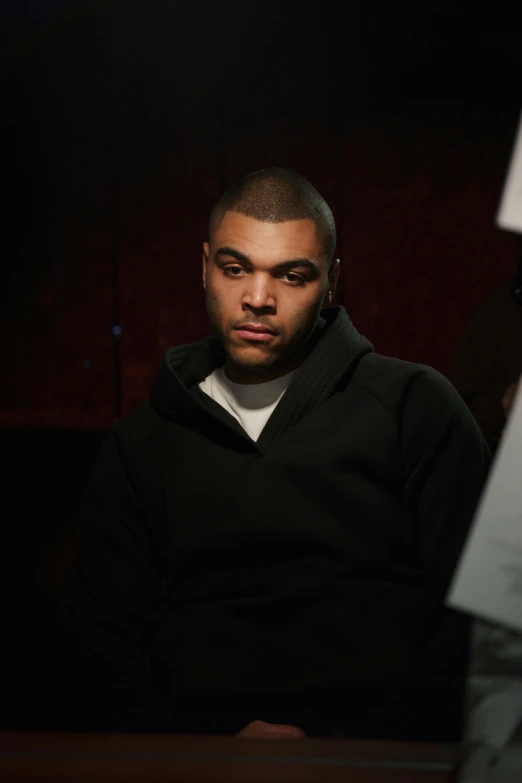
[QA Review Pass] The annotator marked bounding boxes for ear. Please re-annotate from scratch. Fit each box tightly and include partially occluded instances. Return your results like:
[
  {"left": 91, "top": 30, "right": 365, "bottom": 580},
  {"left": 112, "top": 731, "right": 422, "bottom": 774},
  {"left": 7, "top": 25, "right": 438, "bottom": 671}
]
[
  {"left": 202, "top": 242, "right": 210, "bottom": 290},
  {"left": 323, "top": 258, "right": 341, "bottom": 306}
]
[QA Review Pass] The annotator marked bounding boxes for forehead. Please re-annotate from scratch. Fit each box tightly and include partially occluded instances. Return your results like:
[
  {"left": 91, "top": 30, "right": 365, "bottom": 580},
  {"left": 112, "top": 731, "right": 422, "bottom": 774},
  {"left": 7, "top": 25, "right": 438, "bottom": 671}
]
[{"left": 212, "top": 212, "right": 324, "bottom": 263}]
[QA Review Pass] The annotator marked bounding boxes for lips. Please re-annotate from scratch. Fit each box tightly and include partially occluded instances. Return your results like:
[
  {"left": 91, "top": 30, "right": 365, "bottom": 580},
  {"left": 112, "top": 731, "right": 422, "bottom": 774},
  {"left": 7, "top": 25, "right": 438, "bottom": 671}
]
[
  {"left": 235, "top": 325, "right": 277, "bottom": 342},
  {"left": 236, "top": 325, "right": 276, "bottom": 335}
]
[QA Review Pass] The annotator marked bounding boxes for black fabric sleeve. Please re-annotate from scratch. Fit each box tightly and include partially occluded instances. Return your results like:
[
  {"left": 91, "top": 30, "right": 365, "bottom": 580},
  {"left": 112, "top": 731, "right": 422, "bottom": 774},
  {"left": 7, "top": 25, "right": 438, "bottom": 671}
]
[
  {"left": 399, "top": 369, "right": 493, "bottom": 738},
  {"left": 401, "top": 368, "right": 492, "bottom": 605},
  {"left": 51, "top": 431, "right": 172, "bottom": 731}
]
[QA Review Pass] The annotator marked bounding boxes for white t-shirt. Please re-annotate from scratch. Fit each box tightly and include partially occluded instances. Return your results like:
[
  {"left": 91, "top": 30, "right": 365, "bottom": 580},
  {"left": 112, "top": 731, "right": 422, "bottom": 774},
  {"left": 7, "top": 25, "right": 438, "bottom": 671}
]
[{"left": 199, "top": 366, "right": 296, "bottom": 441}]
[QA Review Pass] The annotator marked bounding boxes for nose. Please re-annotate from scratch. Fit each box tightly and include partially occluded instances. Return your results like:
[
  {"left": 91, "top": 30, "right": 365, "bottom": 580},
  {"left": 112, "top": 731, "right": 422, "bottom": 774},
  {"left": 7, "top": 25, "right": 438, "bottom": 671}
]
[{"left": 242, "top": 273, "right": 276, "bottom": 313}]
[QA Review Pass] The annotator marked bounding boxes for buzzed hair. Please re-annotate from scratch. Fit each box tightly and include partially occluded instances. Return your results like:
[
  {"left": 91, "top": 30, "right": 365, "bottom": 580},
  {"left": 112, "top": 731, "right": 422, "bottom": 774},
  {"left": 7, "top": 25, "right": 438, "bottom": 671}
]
[{"left": 208, "top": 167, "right": 337, "bottom": 262}]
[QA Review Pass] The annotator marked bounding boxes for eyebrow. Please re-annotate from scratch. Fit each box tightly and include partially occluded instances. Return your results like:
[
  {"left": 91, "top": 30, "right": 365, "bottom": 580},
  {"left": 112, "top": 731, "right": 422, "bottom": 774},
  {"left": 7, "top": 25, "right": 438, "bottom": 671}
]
[{"left": 216, "top": 246, "right": 320, "bottom": 276}]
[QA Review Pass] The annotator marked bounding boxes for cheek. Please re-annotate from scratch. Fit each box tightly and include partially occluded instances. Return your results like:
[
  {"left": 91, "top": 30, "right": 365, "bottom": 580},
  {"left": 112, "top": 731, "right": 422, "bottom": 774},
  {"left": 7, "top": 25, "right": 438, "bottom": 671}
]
[
  {"left": 284, "top": 296, "right": 324, "bottom": 337},
  {"left": 211, "top": 274, "right": 245, "bottom": 308},
  {"left": 289, "top": 291, "right": 323, "bottom": 319},
  {"left": 205, "top": 281, "right": 233, "bottom": 327}
]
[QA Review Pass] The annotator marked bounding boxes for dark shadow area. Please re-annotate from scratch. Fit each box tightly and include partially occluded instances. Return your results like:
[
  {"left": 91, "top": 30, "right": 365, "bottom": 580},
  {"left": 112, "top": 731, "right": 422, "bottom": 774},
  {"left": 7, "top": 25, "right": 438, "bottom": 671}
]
[{"left": 2, "top": 428, "right": 105, "bottom": 730}]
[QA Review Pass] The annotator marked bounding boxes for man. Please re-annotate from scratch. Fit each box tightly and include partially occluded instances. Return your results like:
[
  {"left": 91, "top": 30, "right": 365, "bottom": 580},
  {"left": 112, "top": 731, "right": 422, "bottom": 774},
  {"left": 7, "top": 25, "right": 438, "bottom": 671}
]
[{"left": 55, "top": 167, "right": 490, "bottom": 740}]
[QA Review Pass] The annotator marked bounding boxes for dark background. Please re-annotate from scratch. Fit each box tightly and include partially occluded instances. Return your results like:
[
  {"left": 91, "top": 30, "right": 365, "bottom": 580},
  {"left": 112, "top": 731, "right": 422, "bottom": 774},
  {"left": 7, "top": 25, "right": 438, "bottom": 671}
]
[
  {"left": 2, "top": 0, "right": 522, "bottom": 428},
  {"left": 1, "top": 0, "right": 521, "bottom": 729}
]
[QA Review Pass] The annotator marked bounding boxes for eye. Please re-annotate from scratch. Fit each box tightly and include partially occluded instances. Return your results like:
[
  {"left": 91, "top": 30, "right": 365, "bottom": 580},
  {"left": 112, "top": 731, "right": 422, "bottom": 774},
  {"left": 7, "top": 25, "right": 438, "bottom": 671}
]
[
  {"left": 282, "top": 272, "right": 306, "bottom": 286},
  {"left": 223, "top": 265, "right": 246, "bottom": 278}
]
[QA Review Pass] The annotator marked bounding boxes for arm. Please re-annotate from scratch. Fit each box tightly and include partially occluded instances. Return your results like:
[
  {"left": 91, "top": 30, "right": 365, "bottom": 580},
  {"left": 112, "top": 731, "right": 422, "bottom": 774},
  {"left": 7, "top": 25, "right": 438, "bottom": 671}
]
[
  {"left": 401, "top": 369, "right": 492, "bottom": 604},
  {"left": 52, "top": 430, "right": 171, "bottom": 731},
  {"left": 400, "top": 369, "right": 492, "bottom": 740}
]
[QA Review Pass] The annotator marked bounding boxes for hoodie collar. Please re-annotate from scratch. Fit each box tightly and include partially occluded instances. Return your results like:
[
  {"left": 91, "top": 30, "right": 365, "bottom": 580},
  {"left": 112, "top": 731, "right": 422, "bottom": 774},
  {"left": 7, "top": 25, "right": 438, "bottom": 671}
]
[{"left": 150, "top": 307, "right": 373, "bottom": 449}]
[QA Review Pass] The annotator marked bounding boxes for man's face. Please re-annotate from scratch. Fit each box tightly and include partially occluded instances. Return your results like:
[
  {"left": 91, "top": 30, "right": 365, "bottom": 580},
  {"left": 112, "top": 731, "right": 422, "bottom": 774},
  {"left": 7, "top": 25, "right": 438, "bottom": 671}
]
[{"left": 203, "top": 211, "right": 338, "bottom": 384}]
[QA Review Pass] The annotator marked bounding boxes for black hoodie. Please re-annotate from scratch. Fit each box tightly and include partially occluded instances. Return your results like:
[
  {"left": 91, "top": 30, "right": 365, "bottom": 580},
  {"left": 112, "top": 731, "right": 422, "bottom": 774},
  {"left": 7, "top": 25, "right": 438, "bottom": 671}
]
[{"left": 55, "top": 307, "right": 490, "bottom": 739}]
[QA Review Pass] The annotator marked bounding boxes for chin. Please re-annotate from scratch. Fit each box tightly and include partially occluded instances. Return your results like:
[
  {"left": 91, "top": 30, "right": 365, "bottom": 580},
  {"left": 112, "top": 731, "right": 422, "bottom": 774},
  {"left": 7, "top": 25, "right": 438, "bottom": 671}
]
[{"left": 228, "top": 348, "right": 275, "bottom": 372}]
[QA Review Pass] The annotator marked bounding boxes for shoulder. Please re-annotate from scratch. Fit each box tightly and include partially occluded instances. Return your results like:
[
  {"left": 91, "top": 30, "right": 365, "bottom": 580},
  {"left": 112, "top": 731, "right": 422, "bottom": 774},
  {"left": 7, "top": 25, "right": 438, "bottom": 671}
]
[
  {"left": 111, "top": 402, "right": 163, "bottom": 461},
  {"left": 352, "top": 353, "right": 463, "bottom": 418},
  {"left": 351, "top": 354, "right": 490, "bottom": 482},
  {"left": 86, "top": 404, "right": 164, "bottom": 493},
  {"left": 352, "top": 353, "right": 489, "bottom": 454}
]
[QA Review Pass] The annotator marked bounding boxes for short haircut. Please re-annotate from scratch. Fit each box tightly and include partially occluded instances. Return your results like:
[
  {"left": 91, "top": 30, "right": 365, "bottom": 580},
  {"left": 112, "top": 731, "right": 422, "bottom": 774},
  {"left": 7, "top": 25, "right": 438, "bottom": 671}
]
[{"left": 208, "top": 167, "right": 337, "bottom": 262}]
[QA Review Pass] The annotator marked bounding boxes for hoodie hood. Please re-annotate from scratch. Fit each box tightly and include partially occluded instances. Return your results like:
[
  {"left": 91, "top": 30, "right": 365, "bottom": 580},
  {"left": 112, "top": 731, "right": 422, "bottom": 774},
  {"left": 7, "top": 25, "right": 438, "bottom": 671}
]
[{"left": 151, "top": 306, "right": 373, "bottom": 449}]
